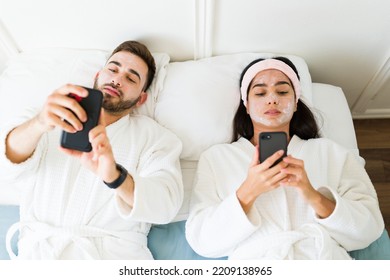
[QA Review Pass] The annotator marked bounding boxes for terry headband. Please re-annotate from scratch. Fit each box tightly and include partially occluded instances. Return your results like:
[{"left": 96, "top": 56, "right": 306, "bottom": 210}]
[{"left": 240, "top": 58, "right": 301, "bottom": 107}]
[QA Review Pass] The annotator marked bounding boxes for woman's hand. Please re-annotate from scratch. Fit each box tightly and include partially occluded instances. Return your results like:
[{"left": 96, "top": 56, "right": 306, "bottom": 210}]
[
  {"left": 281, "top": 156, "right": 336, "bottom": 218},
  {"left": 280, "top": 156, "right": 316, "bottom": 199},
  {"left": 236, "top": 146, "right": 288, "bottom": 213}
]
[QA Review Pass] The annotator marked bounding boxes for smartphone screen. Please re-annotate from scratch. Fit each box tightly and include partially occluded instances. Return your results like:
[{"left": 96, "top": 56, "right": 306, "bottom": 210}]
[
  {"left": 60, "top": 87, "right": 103, "bottom": 152},
  {"left": 259, "top": 132, "right": 287, "bottom": 167}
]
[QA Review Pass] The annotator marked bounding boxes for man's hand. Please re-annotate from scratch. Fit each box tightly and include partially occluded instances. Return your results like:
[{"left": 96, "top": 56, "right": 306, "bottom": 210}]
[
  {"left": 60, "top": 110, "right": 117, "bottom": 182},
  {"left": 5, "top": 84, "right": 88, "bottom": 164},
  {"left": 37, "top": 84, "right": 88, "bottom": 133}
]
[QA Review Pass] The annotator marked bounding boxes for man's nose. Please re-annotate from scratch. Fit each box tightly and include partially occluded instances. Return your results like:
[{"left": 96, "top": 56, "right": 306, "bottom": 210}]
[{"left": 111, "top": 78, "right": 121, "bottom": 87}]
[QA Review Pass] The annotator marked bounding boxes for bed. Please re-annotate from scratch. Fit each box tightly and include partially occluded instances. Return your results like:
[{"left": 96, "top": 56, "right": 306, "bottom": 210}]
[{"left": 0, "top": 0, "right": 389, "bottom": 260}]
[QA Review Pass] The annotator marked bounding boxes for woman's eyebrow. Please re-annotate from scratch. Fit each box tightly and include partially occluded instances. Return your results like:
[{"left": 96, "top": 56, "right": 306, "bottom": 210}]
[
  {"left": 251, "top": 80, "right": 291, "bottom": 89},
  {"left": 275, "top": 81, "right": 291, "bottom": 86}
]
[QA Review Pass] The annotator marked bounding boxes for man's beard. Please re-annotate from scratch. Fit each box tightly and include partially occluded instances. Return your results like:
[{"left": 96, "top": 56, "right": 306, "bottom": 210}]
[{"left": 94, "top": 80, "right": 140, "bottom": 115}]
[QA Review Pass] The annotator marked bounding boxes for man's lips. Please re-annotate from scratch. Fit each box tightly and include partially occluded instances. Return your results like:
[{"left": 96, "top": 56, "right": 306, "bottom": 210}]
[{"left": 103, "top": 86, "right": 120, "bottom": 97}]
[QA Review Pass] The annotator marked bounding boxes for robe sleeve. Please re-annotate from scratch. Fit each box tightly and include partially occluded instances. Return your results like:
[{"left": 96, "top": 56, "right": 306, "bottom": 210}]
[
  {"left": 315, "top": 149, "right": 385, "bottom": 251},
  {"left": 115, "top": 127, "right": 184, "bottom": 224},
  {"left": 0, "top": 112, "right": 45, "bottom": 181},
  {"left": 186, "top": 152, "right": 261, "bottom": 258}
]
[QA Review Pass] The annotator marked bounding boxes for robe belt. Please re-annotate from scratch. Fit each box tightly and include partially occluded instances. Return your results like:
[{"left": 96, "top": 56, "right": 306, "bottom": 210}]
[
  {"left": 6, "top": 221, "right": 147, "bottom": 259},
  {"left": 230, "top": 223, "right": 333, "bottom": 259}
]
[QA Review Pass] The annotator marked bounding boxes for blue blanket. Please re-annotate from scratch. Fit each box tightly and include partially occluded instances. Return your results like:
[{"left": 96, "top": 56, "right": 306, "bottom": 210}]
[{"left": 1, "top": 205, "right": 389, "bottom": 260}]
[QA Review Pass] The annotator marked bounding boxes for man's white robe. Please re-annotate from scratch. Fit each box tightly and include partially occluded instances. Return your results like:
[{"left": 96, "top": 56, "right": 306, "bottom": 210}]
[
  {"left": 0, "top": 113, "right": 183, "bottom": 259},
  {"left": 186, "top": 136, "right": 384, "bottom": 259}
]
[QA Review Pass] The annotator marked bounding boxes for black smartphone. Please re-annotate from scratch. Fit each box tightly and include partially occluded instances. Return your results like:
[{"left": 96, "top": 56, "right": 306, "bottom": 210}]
[
  {"left": 60, "top": 87, "right": 103, "bottom": 152},
  {"left": 259, "top": 132, "right": 287, "bottom": 167}
]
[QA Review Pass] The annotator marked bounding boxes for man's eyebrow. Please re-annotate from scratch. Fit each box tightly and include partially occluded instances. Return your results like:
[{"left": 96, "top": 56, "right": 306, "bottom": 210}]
[
  {"left": 108, "top": 61, "right": 141, "bottom": 80},
  {"left": 108, "top": 61, "right": 121, "bottom": 67},
  {"left": 128, "top": 69, "right": 141, "bottom": 81}
]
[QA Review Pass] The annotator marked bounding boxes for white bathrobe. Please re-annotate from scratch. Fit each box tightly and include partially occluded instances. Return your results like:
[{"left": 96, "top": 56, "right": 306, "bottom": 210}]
[
  {"left": 186, "top": 136, "right": 384, "bottom": 259},
  {"left": 0, "top": 112, "right": 183, "bottom": 259}
]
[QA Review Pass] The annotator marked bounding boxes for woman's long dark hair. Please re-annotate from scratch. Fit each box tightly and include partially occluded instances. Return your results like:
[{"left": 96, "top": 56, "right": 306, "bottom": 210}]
[{"left": 233, "top": 56, "right": 320, "bottom": 142}]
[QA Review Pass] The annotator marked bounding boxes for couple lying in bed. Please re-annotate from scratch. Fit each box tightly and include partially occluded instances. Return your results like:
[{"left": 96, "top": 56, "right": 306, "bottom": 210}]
[{"left": 0, "top": 40, "right": 384, "bottom": 259}]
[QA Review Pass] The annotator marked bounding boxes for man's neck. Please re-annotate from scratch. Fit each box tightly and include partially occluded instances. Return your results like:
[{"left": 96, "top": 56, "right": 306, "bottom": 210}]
[{"left": 103, "top": 110, "right": 131, "bottom": 126}]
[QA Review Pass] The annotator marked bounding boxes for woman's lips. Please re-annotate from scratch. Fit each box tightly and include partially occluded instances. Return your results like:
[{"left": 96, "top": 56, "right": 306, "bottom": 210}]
[{"left": 265, "top": 109, "right": 281, "bottom": 116}]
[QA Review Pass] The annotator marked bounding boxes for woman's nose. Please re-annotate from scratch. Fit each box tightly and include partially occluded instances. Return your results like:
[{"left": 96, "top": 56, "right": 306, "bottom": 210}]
[{"left": 267, "top": 99, "right": 279, "bottom": 105}]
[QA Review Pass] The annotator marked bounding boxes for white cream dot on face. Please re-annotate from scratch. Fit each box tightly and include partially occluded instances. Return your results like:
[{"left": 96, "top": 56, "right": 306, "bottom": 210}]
[
  {"left": 249, "top": 102, "right": 272, "bottom": 126},
  {"left": 277, "top": 101, "right": 295, "bottom": 124}
]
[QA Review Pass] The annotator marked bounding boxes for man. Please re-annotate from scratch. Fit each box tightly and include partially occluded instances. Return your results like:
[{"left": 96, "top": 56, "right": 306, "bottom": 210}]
[{"left": 0, "top": 41, "right": 183, "bottom": 259}]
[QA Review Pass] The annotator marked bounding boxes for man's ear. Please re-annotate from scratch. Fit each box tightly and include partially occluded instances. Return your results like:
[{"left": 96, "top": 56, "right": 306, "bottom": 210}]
[{"left": 136, "top": 92, "right": 148, "bottom": 107}]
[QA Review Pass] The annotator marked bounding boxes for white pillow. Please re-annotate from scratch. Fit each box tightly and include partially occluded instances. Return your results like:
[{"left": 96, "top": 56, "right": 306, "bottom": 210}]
[
  {"left": 311, "top": 83, "right": 358, "bottom": 153},
  {"left": 155, "top": 53, "right": 312, "bottom": 161},
  {"left": 0, "top": 48, "right": 169, "bottom": 125},
  {"left": 0, "top": 48, "right": 169, "bottom": 205}
]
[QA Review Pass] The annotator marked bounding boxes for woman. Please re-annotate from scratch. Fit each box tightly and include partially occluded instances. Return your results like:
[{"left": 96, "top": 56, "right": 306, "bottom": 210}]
[{"left": 185, "top": 57, "right": 384, "bottom": 259}]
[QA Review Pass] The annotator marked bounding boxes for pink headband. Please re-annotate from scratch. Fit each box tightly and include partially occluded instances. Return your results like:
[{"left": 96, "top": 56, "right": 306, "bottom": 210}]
[{"left": 240, "top": 58, "right": 301, "bottom": 107}]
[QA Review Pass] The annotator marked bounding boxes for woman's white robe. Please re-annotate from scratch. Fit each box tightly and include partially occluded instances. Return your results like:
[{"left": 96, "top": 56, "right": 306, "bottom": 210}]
[
  {"left": 0, "top": 113, "right": 183, "bottom": 259},
  {"left": 186, "top": 136, "right": 384, "bottom": 259}
]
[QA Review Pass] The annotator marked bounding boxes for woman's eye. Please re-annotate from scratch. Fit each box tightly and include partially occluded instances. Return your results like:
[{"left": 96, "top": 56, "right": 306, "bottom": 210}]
[
  {"left": 108, "top": 68, "right": 116, "bottom": 73},
  {"left": 254, "top": 92, "right": 265, "bottom": 96},
  {"left": 278, "top": 91, "right": 288, "bottom": 95}
]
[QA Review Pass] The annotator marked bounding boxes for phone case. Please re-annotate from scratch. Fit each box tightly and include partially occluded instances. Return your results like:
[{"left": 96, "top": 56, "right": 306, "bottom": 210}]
[
  {"left": 259, "top": 132, "right": 287, "bottom": 167},
  {"left": 60, "top": 87, "right": 103, "bottom": 152}
]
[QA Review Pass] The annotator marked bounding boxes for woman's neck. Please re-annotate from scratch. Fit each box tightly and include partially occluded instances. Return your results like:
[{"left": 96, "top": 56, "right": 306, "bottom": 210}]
[{"left": 251, "top": 124, "right": 291, "bottom": 146}]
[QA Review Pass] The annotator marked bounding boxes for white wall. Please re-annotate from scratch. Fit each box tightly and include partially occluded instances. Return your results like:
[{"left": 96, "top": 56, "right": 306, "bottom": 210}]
[
  {"left": 0, "top": 52, "right": 8, "bottom": 74},
  {"left": 0, "top": 0, "right": 389, "bottom": 118},
  {"left": 210, "top": 0, "right": 390, "bottom": 118},
  {"left": 0, "top": 0, "right": 197, "bottom": 60}
]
